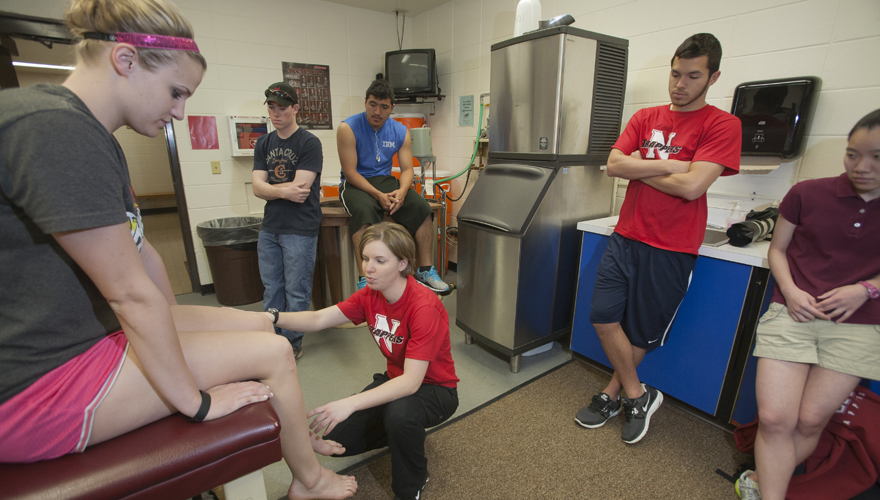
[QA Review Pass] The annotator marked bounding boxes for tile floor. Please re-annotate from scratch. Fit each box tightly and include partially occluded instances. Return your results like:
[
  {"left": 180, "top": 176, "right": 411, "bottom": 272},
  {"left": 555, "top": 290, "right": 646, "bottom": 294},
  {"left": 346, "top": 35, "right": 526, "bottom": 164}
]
[{"left": 176, "top": 276, "right": 572, "bottom": 499}]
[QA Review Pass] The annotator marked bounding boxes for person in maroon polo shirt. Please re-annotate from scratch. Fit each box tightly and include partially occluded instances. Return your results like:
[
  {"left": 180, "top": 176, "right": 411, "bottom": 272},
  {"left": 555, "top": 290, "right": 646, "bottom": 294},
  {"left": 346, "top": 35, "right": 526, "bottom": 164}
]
[{"left": 735, "top": 109, "right": 880, "bottom": 500}]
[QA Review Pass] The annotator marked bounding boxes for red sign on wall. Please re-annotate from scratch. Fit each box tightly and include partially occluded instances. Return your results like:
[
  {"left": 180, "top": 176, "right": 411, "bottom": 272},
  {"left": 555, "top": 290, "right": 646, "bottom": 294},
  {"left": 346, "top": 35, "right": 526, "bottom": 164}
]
[{"left": 188, "top": 116, "right": 219, "bottom": 150}]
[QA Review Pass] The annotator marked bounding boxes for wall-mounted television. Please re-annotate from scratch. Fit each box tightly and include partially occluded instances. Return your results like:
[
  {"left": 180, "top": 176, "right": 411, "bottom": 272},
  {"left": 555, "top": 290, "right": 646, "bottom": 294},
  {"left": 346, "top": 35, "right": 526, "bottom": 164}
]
[{"left": 385, "top": 49, "right": 439, "bottom": 100}]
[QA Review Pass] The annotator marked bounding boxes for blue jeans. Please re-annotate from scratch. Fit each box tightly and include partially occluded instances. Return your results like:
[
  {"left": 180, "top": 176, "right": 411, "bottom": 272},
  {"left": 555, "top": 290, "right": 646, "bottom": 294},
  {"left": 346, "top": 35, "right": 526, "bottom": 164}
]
[{"left": 257, "top": 230, "right": 318, "bottom": 349}]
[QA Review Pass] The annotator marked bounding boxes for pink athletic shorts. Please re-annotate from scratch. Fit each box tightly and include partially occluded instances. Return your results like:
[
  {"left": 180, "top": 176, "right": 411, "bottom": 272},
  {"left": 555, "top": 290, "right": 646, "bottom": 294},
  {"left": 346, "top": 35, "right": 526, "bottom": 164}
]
[{"left": 0, "top": 330, "right": 129, "bottom": 463}]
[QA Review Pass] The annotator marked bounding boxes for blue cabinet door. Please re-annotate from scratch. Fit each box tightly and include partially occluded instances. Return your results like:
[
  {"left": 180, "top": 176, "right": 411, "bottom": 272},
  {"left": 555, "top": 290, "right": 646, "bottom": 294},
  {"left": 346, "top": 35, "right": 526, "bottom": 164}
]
[{"left": 571, "top": 232, "right": 752, "bottom": 415}]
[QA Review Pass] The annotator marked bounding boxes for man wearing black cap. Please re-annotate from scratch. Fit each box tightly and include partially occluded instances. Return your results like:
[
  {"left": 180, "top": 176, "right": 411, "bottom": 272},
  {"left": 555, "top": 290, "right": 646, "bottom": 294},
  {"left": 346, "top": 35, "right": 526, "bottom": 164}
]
[{"left": 251, "top": 82, "right": 323, "bottom": 360}]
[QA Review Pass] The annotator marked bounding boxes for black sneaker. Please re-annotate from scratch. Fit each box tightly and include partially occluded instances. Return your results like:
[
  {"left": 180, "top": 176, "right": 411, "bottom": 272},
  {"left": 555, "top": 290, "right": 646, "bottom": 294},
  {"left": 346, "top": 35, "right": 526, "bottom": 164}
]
[
  {"left": 620, "top": 383, "right": 663, "bottom": 444},
  {"left": 575, "top": 392, "right": 621, "bottom": 428},
  {"left": 394, "top": 475, "right": 429, "bottom": 500}
]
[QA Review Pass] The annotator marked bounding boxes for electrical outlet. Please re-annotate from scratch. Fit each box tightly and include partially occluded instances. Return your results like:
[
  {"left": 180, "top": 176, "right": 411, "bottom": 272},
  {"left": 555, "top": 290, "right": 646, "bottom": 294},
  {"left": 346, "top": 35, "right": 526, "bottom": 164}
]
[{"left": 211, "top": 161, "right": 221, "bottom": 175}]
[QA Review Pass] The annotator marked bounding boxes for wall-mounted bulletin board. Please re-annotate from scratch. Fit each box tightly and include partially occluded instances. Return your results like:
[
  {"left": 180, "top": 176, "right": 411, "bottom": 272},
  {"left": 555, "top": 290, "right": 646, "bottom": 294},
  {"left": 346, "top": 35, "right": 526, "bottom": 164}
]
[{"left": 282, "top": 62, "right": 332, "bottom": 130}]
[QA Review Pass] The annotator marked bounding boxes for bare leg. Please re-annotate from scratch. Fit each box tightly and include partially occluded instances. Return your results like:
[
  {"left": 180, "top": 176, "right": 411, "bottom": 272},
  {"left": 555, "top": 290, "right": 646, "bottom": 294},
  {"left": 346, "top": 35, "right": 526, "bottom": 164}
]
[
  {"left": 170, "top": 304, "right": 274, "bottom": 333},
  {"left": 753, "top": 360, "right": 859, "bottom": 500},
  {"left": 414, "top": 215, "right": 434, "bottom": 268},
  {"left": 593, "top": 322, "right": 645, "bottom": 399},
  {"left": 601, "top": 344, "right": 647, "bottom": 400},
  {"left": 351, "top": 224, "right": 369, "bottom": 275},
  {"left": 90, "top": 314, "right": 356, "bottom": 499}
]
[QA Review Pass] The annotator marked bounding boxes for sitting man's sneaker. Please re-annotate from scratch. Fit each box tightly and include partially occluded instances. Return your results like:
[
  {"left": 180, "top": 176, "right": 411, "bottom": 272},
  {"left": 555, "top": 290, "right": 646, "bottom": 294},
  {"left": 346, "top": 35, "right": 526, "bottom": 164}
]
[
  {"left": 293, "top": 347, "right": 303, "bottom": 361},
  {"left": 620, "top": 383, "right": 663, "bottom": 444},
  {"left": 735, "top": 470, "right": 761, "bottom": 500},
  {"left": 356, "top": 276, "right": 368, "bottom": 290},
  {"left": 393, "top": 475, "right": 429, "bottom": 500},
  {"left": 415, "top": 266, "right": 451, "bottom": 295},
  {"left": 575, "top": 392, "right": 620, "bottom": 428}
]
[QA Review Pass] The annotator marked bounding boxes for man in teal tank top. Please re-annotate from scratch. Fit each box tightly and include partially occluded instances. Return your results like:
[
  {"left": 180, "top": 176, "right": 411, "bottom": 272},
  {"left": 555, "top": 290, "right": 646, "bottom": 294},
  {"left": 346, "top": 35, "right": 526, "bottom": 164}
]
[{"left": 337, "top": 80, "right": 450, "bottom": 295}]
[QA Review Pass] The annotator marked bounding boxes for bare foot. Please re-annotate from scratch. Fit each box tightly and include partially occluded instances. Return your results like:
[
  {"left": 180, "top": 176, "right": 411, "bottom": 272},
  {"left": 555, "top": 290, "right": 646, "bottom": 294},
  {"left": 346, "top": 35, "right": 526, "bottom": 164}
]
[
  {"left": 310, "top": 433, "right": 346, "bottom": 456},
  {"left": 289, "top": 468, "right": 357, "bottom": 500}
]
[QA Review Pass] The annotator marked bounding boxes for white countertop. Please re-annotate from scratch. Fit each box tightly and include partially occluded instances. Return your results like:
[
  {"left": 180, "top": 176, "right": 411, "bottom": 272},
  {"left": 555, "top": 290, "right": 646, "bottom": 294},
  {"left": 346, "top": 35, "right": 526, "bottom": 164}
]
[{"left": 578, "top": 216, "right": 770, "bottom": 269}]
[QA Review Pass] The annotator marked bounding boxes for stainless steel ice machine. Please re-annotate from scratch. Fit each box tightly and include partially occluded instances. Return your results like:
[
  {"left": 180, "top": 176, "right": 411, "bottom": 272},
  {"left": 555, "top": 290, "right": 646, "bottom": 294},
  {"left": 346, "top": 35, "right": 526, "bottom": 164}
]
[{"left": 456, "top": 26, "right": 628, "bottom": 372}]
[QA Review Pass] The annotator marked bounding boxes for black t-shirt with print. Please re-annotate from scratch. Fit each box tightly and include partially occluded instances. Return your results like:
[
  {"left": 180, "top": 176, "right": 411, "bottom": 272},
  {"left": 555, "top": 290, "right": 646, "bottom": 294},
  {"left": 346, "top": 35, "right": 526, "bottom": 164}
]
[{"left": 253, "top": 128, "right": 323, "bottom": 235}]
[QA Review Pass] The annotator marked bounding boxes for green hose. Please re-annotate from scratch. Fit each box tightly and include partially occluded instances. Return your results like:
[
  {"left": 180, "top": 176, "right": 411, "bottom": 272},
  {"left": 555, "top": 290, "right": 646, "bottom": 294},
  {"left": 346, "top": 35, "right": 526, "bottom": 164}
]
[{"left": 434, "top": 102, "right": 485, "bottom": 184}]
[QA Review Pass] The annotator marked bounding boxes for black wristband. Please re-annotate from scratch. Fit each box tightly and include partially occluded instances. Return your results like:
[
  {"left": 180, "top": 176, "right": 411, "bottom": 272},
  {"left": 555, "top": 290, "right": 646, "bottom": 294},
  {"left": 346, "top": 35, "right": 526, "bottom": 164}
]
[
  {"left": 267, "top": 308, "right": 279, "bottom": 324},
  {"left": 186, "top": 390, "right": 211, "bottom": 422}
]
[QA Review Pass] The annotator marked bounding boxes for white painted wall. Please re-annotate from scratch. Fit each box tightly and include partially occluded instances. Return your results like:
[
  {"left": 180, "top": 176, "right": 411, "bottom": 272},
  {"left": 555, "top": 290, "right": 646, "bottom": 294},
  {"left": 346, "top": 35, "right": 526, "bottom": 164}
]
[
  {"left": 6, "top": 0, "right": 414, "bottom": 285},
  {"left": 6, "top": 0, "right": 879, "bottom": 281},
  {"left": 405, "top": 0, "right": 880, "bottom": 240},
  {"left": 168, "top": 0, "right": 413, "bottom": 285}
]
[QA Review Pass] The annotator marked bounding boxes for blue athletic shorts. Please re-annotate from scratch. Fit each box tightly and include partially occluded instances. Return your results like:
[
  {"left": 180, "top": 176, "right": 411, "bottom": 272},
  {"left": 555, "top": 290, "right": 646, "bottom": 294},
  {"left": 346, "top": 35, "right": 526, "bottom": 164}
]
[{"left": 589, "top": 233, "right": 696, "bottom": 352}]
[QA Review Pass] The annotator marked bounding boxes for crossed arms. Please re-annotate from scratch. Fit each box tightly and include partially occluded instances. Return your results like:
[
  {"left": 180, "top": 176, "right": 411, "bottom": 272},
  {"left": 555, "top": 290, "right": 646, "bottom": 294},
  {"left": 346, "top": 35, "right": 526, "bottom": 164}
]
[
  {"left": 252, "top": 169, "right": 317, "bottom": 203},
  {"left": 606, "top": 149, "right": 726, "bottom": 201}
]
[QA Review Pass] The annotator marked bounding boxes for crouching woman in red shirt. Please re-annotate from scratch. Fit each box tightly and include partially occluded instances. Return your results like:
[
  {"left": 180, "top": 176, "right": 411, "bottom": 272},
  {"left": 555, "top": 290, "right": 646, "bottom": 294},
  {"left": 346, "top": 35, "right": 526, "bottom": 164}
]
[{"left": 271, "top": 222, "right": 459, "bottom": 500}]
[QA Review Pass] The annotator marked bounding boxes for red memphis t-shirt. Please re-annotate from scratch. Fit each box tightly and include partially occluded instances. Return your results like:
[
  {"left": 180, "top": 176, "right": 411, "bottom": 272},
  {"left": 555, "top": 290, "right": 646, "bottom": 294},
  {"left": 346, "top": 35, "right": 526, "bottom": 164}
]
[
  {"left": 337, "top": 275, "right": 459, "bottom": 387},
  {"left": 770, "top": 174, "right": 880, "bottom": 325},
  {"left": 613, "top": 104, "right": 741, "bottom": 254}
]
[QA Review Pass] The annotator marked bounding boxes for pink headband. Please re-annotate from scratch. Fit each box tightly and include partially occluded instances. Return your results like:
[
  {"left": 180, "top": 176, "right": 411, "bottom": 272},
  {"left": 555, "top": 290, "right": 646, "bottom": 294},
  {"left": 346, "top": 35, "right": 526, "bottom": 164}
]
[{"left": 82, "top": 32, "right": 200, "bottom": 52}]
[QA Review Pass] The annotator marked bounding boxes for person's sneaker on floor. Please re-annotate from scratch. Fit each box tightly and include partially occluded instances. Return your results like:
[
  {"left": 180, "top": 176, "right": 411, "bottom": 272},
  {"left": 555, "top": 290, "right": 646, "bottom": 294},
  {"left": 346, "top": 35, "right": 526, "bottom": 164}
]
[
  {"left": 415, "top": 266, "right": 451, "bottom": 295},
  {"left": 575, "top": 392, "right": 621, "bottom": 428},
  {"left": 620, "top": 383, "right": 663, "bottom": 444},
  {"left": 356, "top": 276, "right": 367, "bottom": 290},
  {"left": 293, "top": 347, "right": 303, "bottom": 361},
  {"left": 736, "top": 470, "right": 761, "bottom": 500},
  {"left": 393, "top": 475, "right": 429, "bottom": 500}
]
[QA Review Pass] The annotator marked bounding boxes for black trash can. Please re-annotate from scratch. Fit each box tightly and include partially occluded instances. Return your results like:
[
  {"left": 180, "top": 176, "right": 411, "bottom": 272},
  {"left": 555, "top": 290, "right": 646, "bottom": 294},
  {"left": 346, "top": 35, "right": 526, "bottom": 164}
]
[{"left": 196, "top": 217, "right": 264, "bottom": 306}]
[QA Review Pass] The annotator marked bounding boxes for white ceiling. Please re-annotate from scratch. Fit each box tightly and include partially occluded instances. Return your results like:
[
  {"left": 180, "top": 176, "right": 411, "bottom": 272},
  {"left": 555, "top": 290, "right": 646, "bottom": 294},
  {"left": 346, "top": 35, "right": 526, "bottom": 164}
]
[{"left": 324, "top": 0, "right": 448, "bottom": 16}]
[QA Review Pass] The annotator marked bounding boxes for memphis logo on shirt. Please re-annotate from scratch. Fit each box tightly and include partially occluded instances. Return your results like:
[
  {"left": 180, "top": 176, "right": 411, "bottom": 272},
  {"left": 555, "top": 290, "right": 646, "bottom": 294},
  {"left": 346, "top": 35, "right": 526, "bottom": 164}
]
[
  {"left": 641, "top": 129, "right": 682, "bottom": 159},
  {"left": 369, "top": 314, "right": 404, "bottom": 352}
]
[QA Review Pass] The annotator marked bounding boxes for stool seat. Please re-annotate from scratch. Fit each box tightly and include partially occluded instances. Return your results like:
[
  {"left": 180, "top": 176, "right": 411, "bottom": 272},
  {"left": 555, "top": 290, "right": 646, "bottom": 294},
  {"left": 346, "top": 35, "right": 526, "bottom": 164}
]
[{"left": 0, "top": 400, "right": 282, "bottom": 500}]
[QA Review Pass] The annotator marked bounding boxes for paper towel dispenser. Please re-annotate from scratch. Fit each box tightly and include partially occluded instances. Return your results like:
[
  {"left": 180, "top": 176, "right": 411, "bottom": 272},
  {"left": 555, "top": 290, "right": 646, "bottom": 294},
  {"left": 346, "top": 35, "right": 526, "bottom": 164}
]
[{"left": 731, "top": 77, "right": 820, "bottom": 160}]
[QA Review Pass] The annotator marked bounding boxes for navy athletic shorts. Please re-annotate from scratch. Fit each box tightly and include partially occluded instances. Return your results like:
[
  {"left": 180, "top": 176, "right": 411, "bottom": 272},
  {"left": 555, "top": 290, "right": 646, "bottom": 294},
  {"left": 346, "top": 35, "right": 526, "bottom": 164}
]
[{"left": 589, "top": 232, "right": 696, "bottom": 352}]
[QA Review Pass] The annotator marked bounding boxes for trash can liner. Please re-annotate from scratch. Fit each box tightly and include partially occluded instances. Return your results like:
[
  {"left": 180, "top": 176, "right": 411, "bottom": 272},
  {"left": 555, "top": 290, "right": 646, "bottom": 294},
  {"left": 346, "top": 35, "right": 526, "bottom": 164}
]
[{"left": 196, "top": 217, "right": 262, "bottom": 247}]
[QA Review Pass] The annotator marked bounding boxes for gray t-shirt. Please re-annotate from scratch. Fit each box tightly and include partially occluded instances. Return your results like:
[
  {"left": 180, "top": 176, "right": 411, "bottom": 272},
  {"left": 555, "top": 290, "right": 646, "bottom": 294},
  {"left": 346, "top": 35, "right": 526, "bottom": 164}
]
[{"left": 0, "top": 84, "right": 141, "bottom": 405}]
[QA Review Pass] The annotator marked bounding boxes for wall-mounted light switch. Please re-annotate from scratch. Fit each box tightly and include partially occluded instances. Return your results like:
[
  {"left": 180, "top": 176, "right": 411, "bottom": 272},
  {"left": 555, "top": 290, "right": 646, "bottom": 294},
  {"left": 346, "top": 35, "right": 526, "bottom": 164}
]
[{"left": 211, "top": 161, "right": 221, "bottom": 174}]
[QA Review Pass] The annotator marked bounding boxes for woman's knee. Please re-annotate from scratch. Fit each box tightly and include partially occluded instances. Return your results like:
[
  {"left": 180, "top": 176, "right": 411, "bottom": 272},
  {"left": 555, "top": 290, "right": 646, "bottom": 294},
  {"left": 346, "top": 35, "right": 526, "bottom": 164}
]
[
  {"left": 253, "top": 312, "right": 275, "bottom": 333},
  {"left": 251, "top": 332, "right": 298, "bottom": 375},
  {"left": 795, "top": 408, "right": 833, "bottom": 437},
  {"left": 758, "top": 406, "right": 797, "bottom": 435}
]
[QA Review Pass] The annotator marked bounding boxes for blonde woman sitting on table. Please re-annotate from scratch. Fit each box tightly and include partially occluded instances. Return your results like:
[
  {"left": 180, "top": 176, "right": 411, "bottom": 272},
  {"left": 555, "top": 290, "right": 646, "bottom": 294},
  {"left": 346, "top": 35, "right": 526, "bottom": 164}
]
[{"left": 0, "top": 1, "right": 355, "bottom": 498}]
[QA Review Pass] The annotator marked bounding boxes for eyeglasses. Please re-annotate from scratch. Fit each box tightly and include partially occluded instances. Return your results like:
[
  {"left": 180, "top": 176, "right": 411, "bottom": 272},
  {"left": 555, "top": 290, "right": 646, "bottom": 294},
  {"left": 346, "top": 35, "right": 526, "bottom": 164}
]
[{"left": 265, "top": 89, "right": 295, "bottom": 102}]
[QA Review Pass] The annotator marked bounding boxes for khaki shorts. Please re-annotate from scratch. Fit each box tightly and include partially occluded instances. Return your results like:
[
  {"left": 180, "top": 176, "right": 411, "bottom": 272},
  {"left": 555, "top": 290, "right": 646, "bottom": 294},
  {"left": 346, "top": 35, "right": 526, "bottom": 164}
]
[{"left": 753, "top": 302, "right": 880, "bottom": 380}]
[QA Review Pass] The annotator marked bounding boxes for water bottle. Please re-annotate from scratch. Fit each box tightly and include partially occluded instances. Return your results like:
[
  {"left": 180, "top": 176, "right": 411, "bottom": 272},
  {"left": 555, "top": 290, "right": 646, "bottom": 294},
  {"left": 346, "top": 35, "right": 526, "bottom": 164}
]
[{"left": 514, "top": 0, "right": 542, "bottom": 37}]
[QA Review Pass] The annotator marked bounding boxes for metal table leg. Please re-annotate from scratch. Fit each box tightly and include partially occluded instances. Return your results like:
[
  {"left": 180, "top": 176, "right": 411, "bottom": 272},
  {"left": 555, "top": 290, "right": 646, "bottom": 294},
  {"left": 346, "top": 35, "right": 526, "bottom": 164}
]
[{"left": 509, "top": 354, "right": 521, "bottom": 373}]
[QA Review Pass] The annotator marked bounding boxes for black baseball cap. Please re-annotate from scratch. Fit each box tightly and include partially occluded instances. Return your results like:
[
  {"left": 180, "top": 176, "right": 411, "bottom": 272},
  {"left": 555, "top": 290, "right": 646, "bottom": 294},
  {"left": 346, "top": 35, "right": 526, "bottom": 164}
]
[{"left": 264, "top": 82, "right": 298, "bottom": 106}]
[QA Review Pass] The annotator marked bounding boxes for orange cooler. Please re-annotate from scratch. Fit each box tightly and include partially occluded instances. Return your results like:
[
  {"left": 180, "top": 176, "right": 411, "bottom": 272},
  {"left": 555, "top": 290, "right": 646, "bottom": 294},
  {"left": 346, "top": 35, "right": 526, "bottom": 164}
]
[{"left": 391, "top": 113, "right": 426, "bottom": 168}]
